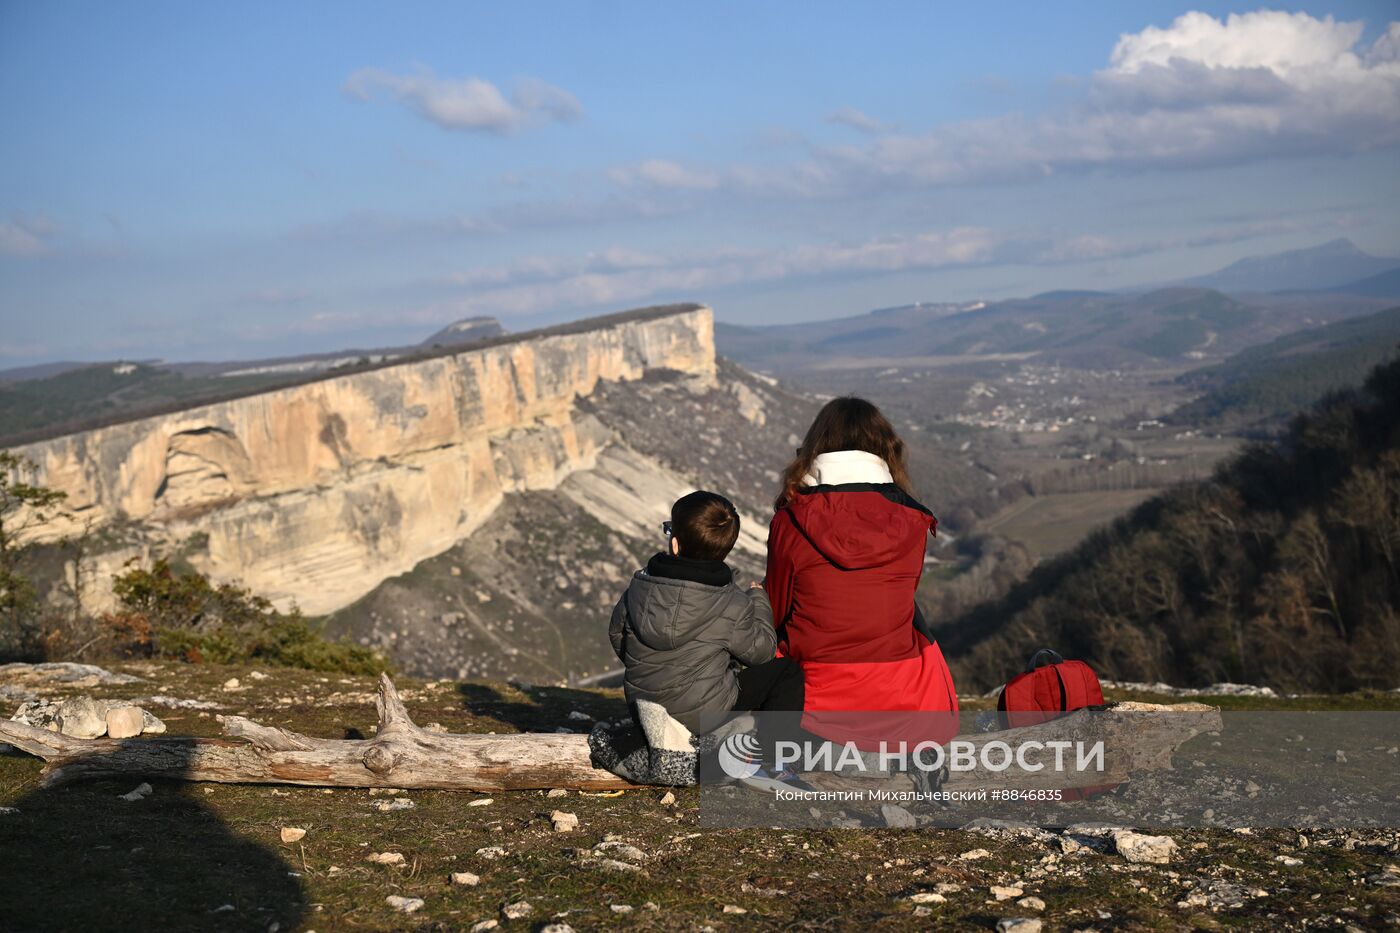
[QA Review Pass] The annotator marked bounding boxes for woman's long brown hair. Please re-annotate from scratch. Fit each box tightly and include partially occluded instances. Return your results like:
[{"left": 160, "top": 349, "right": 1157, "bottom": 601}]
[{"left": 775, "top": 396, "right": 912, "bottom": 509}]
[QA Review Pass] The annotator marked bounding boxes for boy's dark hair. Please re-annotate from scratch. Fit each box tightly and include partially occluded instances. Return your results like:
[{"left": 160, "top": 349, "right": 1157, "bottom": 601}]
[{"left": 671, "top": 491, "right": 740, "bottom": 561}]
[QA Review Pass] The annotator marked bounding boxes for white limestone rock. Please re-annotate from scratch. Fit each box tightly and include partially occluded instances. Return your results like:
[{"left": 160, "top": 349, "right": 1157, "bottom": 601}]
[{"left": 1112, "top": 829, "right": 1178, "bottom": 864}]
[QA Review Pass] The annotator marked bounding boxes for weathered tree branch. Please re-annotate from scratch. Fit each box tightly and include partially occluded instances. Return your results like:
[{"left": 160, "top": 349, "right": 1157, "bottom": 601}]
[{"left": 0, "top": 674, "right": 1221, "bottom": 793}]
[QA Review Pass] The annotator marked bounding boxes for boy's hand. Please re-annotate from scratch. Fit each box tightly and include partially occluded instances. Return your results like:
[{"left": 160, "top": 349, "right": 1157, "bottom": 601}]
[{"left": 749, "top": 581, "right": 763, "bottom": 590}]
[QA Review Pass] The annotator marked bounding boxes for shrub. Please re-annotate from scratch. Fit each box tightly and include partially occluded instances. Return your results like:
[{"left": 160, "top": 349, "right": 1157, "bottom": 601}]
[{"left": 103, "top": 559, "right": 386, "bottom": 674}]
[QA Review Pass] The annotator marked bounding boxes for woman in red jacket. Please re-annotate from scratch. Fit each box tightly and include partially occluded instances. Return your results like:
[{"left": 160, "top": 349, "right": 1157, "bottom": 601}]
[{"left": 764, "top": 396, "right": 958, "bottom": 749}]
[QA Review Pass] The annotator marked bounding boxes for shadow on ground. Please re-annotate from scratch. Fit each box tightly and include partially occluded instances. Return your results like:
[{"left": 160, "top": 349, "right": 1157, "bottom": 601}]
[
  {"left": 456, "top": 681, "right": 626, "bottom": 732},
  {"left": 0, "top": 746, "right": 305, "bottom": 933}
]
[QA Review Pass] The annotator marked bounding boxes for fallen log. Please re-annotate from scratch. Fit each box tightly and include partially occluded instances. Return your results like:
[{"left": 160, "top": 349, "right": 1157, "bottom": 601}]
[{"left": 0, "top": 674, "right": 1220, "bottom": 792}]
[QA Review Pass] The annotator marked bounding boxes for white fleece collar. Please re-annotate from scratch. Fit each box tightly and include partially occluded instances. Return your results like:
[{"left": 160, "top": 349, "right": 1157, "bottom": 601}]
[{"left": 802, "top": 450, "right": 894, "bottom": 487}]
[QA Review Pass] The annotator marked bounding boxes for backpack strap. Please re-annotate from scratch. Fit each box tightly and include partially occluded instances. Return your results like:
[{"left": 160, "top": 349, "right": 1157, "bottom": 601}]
[{"left": 1024, "top": 648, "right": 1063, "bottom": 673}]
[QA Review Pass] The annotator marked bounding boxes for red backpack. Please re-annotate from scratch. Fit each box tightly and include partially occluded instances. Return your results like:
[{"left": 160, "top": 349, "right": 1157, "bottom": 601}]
[
  {"left": 997, "top": 648, "right": 1105, "bottom": 729},
  {"left": 997, "top": 648, "right": 1112, "bottom": 799}
]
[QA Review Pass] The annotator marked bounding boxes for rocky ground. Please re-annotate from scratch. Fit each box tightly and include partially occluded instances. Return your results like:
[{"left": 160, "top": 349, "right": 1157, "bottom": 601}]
[{"left": 2, "top": 661, "right": 1399, "bottom": 932}]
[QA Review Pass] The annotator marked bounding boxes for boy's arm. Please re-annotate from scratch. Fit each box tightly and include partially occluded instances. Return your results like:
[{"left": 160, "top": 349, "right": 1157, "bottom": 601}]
[
  {"left": 608, "top": 594, "right": 628, "bottom": 663},
  {"left": 727, "top": 586, "right": 778, "bottom": 667}
]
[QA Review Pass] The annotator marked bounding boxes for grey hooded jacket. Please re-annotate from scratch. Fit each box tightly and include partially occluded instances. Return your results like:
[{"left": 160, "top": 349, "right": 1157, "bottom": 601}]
[{"left": 609, "top": 555, "right": 777, "bottom": 734}]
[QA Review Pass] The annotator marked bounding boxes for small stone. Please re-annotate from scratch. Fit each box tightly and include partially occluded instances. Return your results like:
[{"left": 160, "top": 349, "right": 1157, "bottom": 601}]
[
  {"left": 958, "top": 848, "right": 991, "bottom": 861},
  {"left": 105, "top": 706, "right": 144, "bottom": 739},
  {"left": 593, "top": 840, "right": 646, "bottom": 861},
  {"left": 1367, "top": 865, "right": 1400, "bottom": 887},
  {"left": 722, "top": 905, "right": 747, "bottom": 914},
  {"left": 0, "top": 806, "right": 19, "bottom": 815},
  {"left": 222, "top": 678, "right": 240, "bottom": 690},
  {"left": 1277, "top": 855, "right": 1303, "bottom": 867},
  {"left": 467, "top": 798, "right": 493, "bottom": 807},
  {"left": 538, "top": 925, "right": 574, "bottom": 933},
  {"left": 423, "top": 722, "right": 449, "bottom": 734},
  {"left": 990, "top": 885, "right": 1024, "bottom": 901},
  {"left": 996, "top": 919, "right": 1042, "bottom": 933},
  {"left": 1112, "top": 830, "right": 1178, "bottom": 864},
  {"left": 374, "top": 797, "right": 415, "bottom": 812},
  {"left": 1335, "top": 749, "right": 1348, "bottom": 763},
  {"left": 610, "top": 904, "right": 633, "bottom": 914},
  {"left": 909, "top": 892, "right": 946, "bottom": 904},
  {"left": 913, "top": 906, "right": 932, "bottom": 917},
  {"left": 279, "top": 827, "right": 306, "bottom": 843},
  {"left": 546, "top": 788, "right": 568, "bottom": 798},
  {"left": 56, "top": 697, "right": 107, "bottom": 738},
  {"left": 551, "top": 810, "right": 579, "bottom": 832},
  {"left": 475, "top": 846, "right": 507, "bottom": 860},
  {"left": 881, "top": 804, "right": 916, "bottom": 828},
  {"left": 659, "top": 790, "right": 677, "bottom": 807},
  {"left": 386, "top": 895, "right": 424, "bottom": 913},
  {"left": 1017, "top": 896, "right": 1046, "bottom": 911},
  {"left": 451, "top": 871, "right": 480, "bottom": 886},
  {"left": 248, "top": 670, "right": 269, "bottom": 680},
  {"left": 119, "top": 782, "right": 152, "bottom": 802},
  {"left": 366, "top": 851, "right": 405, "bottom": 865},
  {"left": 594, "top": 858, "right": 643, "bottom": 873},
  {"left": 567, "top": 710, "right": 592, "bottom": 721},
  {"left": 501, "top": 900, "right": 532, "bottom": 919},
  {"left": 469, "top": 922, "right": 498, "bottom": 933}
]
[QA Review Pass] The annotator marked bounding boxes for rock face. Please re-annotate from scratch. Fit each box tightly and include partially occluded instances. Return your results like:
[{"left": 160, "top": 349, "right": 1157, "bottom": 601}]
[{"left": 10, "top": 306, "right": 716, "bottom": 615}]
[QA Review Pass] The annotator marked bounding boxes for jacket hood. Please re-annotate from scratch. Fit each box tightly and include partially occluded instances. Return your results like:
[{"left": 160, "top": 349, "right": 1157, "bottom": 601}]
[
  {"left": 623, "top": 571, "right": 737, "bottom": 651},
  {"left": 784, "top": 484, "right": 934, "bottom": 570}
]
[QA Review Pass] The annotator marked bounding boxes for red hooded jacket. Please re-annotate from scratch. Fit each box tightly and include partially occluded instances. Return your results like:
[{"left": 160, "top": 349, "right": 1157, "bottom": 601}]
[{"left": 765, "top": 481, "right": 959, "bottom": 747}]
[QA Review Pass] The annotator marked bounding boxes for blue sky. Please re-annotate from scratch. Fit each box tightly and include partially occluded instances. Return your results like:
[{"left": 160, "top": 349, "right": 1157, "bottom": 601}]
[{"left": 2, "top": 2, "right": 1399, "bottom": 365}]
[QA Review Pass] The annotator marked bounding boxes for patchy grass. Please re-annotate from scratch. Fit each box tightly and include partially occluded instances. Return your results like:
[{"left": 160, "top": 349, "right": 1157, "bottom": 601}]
[{"left": 2, "top": 662, "right": 1398, "bottom": 931}]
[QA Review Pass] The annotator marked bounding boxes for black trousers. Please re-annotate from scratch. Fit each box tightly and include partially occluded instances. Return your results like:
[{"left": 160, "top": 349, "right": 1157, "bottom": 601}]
[
  {"left": 731, "top": 657, "right": 805, "bottom": 767},
  {"left": 732, "top": 656, "right": 805, "bottom": 713}
]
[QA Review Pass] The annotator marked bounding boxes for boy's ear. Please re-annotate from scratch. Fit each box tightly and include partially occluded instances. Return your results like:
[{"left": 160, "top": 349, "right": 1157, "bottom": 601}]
[{"left": 669, "top": 537, "right": 680, "bottom": 556}]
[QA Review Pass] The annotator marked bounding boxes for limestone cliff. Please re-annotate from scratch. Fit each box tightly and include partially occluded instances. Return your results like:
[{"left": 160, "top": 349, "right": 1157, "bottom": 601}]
[{"left": 8, "top": 305, "right": 716, "bottom": 615}]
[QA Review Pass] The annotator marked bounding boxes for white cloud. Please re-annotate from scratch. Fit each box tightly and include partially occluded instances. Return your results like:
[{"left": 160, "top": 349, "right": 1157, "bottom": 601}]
[
  {"left": 826, "top": 107, "right": 888, "bottom": 133},
  {"left": 0, "top": 216, "right": 56, "bottom": 258},
  {"left": 344, "top": 67, "right": 581, "bottom": 133},
  {"left": 1108, "top": 10, "right": 1364, "bottom": 74},
  {"left": 614, "top": 11, "right": 1400, "bottom": 196},
  {"left": 609, "top": 159, "right": 720, "bottom": 190},
  {"left": 413, "top": 212, "right": 1361, "bottom": 320}
]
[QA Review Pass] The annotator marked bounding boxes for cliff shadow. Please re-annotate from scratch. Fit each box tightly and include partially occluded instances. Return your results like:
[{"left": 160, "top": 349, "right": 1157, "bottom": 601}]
[
  {"left": 456, "top": 681, "right": 627, "bottom": 733},
  {"left": 0, "top": 744, "right": 305, "bottom": 933}
]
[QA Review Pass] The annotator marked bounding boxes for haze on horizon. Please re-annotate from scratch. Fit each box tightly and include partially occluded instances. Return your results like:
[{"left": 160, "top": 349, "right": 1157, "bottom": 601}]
[{"left": 2, "top": 1, "right": 1399, "bottom": 367}]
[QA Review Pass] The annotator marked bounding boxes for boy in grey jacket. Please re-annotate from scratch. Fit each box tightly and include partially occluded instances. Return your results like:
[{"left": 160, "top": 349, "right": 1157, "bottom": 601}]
[{"left": 609, "top": 491, "right": 803, "bottom": 739}]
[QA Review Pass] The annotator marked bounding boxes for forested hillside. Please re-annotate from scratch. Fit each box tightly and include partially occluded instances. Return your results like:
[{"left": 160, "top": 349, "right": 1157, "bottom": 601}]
[
  {"left": 937, "top": 355, "right": 1400, "bottom": 693},
  {"left": 1171, "top": 306, "right": 1400, "bottom": 430}
]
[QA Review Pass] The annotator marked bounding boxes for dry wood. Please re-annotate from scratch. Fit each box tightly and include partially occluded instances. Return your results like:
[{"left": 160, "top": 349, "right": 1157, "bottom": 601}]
[
  {"left": 0, "top": 674, "right": 1220, "bottom": 792},
  {"left": 0, "top": 673, "right": 631, "bottom": 791}
]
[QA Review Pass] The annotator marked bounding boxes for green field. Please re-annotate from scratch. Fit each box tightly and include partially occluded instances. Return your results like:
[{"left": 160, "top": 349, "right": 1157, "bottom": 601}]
[{"left": 981, "top": 489, "right": 1162, "bottom": 558}]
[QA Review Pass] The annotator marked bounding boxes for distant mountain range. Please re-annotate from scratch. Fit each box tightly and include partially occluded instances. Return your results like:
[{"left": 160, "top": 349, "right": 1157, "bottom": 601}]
[
  {"left": 1329, "top": 265, "right": 1400, "bottom": 299},
  {"left": 1168, "top": 237, "right": 1399, "bottom": 294},
  {"left": 718, "top": 286, "right": 1391, "bottom": 372}
]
